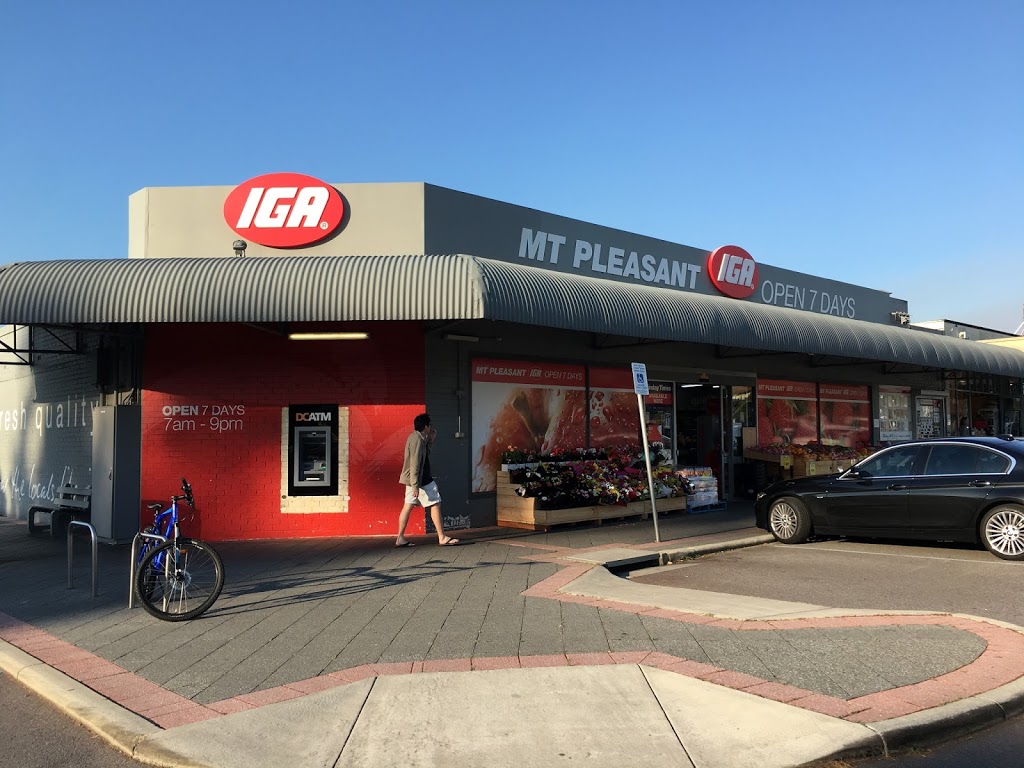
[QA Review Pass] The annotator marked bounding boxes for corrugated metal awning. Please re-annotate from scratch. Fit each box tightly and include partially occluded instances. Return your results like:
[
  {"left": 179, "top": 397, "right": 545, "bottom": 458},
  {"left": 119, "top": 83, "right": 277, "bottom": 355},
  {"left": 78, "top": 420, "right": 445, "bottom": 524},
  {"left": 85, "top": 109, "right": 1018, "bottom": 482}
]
[
  {"left": 0, "top": 255, "right": 484, "bottom": 324},
  {"left": 1, "top": 255, "right": 1022, "bottom": 376}
]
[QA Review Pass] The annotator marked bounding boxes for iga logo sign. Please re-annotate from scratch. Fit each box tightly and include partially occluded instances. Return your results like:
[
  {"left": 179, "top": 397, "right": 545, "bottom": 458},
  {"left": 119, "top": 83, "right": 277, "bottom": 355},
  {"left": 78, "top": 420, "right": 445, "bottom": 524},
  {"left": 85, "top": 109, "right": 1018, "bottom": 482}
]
[
  {"left": 223, "top": 173, "right": 344, "bottom": 248},
  {"left": 707, "top": 245, "right": 758, "bottom": 299}
]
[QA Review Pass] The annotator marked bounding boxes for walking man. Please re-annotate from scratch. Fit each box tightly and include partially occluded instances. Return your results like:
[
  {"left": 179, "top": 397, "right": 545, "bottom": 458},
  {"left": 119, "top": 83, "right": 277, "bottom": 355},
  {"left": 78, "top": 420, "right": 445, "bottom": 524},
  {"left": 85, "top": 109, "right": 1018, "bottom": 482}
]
[{"left": 396, "top": 413, "right": 460, "bottom": 547}]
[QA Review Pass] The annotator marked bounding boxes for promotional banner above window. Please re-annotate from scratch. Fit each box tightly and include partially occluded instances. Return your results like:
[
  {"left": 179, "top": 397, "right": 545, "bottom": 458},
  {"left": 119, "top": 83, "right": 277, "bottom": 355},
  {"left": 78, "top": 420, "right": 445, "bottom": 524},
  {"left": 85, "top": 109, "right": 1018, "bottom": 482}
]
[{"left": 470, "top": 359, "right": 586, "bottom": 493}]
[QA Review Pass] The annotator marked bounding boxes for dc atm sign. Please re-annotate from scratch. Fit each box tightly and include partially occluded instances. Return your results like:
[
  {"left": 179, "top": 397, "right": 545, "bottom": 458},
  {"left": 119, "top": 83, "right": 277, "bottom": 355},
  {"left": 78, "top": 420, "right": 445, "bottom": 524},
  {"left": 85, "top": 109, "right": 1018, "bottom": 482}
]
[{"left": 631, "top": 362, "right": 649, "bottom": 396}]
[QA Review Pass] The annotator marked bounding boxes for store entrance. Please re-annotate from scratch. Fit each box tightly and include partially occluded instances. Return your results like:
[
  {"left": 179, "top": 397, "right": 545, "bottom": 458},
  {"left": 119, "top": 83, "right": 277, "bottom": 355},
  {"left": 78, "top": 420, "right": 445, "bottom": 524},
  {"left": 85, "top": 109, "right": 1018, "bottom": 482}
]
[
  {"left": 675, "top": 383, "right": 719, "bottom": 470},
  {"left": 675, "top": 381, "right": 755, "bottom": 501}
]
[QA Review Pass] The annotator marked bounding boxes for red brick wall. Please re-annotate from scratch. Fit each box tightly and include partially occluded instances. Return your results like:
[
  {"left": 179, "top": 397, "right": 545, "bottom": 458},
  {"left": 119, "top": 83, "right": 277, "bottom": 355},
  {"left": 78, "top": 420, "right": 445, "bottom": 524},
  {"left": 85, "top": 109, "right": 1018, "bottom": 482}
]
[{"left": 141, "top": 323, "right": 424, "bottom": 541}]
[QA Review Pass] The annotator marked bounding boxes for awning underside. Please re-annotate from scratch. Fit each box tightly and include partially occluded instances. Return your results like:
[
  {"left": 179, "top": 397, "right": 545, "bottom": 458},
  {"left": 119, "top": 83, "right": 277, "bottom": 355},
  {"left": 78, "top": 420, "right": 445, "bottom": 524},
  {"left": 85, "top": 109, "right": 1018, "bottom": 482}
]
[{"left": 0, "top": 254, "right": 1021, "bottom": 377}]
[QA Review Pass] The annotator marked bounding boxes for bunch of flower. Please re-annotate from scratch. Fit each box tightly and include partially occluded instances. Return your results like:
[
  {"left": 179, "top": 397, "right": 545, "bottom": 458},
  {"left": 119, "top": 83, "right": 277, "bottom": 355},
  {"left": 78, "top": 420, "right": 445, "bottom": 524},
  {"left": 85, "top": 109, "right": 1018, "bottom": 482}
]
[
  {"left": 653, "top": 466, "right": 694, "bottom": 497},
  {"left": 500, "top": 446, "right": 541, "bottom": 464},
  {"left": 500, "top": 446, "right": 608, "bottom": 465}
]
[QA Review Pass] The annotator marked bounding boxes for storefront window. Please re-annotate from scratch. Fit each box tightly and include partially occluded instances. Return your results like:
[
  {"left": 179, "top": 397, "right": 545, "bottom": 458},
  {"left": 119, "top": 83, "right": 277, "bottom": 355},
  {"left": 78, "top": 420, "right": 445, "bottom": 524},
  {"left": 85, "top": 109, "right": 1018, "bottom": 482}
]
[
  {"left": 915, "top": 397, "right": 945, "bottom": 439},
  {"left": 879, "top": 386, "right": 912, "bottom": 442},
  {"left": 949, "top": 370, "right": 1006, "bottom": 436},
  {"left": 755, "top": 380, "right": 818, "bottom": 446},
  {"left": 819, "top": 384, "right": 871, "bottom": 448}
]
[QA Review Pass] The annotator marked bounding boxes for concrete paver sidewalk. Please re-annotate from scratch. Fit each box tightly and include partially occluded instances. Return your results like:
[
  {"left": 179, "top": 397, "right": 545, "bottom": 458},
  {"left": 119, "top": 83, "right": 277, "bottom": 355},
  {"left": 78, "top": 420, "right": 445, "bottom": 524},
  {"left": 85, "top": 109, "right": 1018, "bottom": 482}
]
[{"left": 2, "top": 505, "right": 1024, "bottom": 767}]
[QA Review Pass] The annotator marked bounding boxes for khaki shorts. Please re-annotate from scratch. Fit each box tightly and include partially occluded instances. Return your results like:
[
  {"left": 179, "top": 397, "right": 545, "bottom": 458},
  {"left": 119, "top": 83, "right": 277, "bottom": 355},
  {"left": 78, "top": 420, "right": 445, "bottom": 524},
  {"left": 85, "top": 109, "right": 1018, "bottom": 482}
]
[{"left": 404, "top": 480, "right": 441, "bottom": 508}]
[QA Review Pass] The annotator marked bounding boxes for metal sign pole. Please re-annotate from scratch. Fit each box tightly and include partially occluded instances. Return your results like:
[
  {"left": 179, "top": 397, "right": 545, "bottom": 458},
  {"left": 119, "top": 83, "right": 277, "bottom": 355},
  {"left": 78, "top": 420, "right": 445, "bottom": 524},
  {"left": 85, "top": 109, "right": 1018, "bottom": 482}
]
[
  {"left": 636, "top": 393, "right": 661, "bottom": 543},
  {"left": 630, "top": 362, "right": 661, "bottom": 544}
]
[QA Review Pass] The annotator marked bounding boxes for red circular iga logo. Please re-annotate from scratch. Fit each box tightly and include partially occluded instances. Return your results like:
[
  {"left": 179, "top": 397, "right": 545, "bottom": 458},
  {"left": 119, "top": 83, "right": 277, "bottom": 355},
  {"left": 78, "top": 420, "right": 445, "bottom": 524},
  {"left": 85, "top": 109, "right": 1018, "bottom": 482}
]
[
  {"left": 223, "top": 173, "right": 344, "bottom": 248},
  {"left": 707, "top": 245, "right": 758, "bottom": 299}
]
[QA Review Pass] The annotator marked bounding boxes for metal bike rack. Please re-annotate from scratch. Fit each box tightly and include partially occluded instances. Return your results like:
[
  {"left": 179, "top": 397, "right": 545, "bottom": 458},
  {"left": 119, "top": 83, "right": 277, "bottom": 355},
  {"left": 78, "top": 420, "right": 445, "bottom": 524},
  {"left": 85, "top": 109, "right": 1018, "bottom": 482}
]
[
  {"left": 128, "top": 531, "right": 167, "bottom": 608},
  {"left": 67, "top": 520, "right": 98, "bottom": 597}
]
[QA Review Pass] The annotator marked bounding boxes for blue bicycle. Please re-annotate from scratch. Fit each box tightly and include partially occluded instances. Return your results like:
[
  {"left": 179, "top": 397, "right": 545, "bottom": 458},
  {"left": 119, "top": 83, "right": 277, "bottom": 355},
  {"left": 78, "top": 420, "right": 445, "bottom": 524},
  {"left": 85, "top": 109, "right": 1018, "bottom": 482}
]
[{"left": 133, "top": 478, "right": 225, "bottom": 621}]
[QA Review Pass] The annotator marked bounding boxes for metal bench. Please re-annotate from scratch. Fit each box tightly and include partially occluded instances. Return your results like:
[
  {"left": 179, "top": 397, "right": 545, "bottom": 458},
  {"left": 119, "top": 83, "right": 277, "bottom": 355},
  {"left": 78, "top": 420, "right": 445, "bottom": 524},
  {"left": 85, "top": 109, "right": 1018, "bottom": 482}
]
[{"left": 27, "top": 485, "right": 93, "bottom": 539}]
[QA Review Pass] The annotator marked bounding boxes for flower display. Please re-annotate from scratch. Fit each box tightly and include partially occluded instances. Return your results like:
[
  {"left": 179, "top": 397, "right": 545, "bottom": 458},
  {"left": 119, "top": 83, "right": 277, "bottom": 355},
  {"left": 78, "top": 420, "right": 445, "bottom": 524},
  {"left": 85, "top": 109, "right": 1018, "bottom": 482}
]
[{"left": 508, "top": 443, "right": 693, "bottom": 509}]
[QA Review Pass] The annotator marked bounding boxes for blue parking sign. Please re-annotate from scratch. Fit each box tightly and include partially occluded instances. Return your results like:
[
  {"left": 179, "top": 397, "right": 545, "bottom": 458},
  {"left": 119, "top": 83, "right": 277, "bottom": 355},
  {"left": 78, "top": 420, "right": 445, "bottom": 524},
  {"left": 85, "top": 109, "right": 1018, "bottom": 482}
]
[{"left": 631, "top": 362, "right": 649, "bottom": 395}]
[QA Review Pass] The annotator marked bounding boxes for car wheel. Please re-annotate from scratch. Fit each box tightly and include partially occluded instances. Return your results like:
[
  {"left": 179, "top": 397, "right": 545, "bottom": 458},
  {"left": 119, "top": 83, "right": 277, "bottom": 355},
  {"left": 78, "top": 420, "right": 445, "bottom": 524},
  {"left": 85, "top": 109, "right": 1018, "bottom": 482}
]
[
  {"left": 980, "top": 504, "right": 1024, "bottom": 561},
  {"left": 768, "top": 497, "right": 812, "bottom": 544}
]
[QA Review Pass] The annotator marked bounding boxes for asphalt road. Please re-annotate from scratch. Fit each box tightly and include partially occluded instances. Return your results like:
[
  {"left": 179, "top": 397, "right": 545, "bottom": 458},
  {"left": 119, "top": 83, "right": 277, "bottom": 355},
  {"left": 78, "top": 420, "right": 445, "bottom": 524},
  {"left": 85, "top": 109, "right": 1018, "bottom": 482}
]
[
  {"left": 632, "top": 536, "right": 1024, "bottom": 627},
  {"left": 0, "top": 670, "right": 141, "bottom": 768},
  {"left": 631, "top": 535, "right": 1024, "bottom": 763}
]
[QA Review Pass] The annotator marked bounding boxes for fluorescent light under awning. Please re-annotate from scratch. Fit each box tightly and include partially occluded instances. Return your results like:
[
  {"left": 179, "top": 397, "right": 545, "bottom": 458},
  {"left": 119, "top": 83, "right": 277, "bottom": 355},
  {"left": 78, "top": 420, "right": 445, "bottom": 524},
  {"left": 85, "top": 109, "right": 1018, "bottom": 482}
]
[{"left": 288, "top": 332, "right": 369, "bottom": 341}]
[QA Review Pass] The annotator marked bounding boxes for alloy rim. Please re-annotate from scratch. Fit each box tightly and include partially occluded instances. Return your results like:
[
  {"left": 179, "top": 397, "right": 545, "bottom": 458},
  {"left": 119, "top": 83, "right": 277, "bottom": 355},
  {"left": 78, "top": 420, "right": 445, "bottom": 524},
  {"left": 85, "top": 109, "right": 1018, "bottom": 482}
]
[
  {"left": 770, "top": 503, "right": 798, "bottom": 539},
  {"left": 985, "top": 509, "right": 1024, "bottom": 557}
]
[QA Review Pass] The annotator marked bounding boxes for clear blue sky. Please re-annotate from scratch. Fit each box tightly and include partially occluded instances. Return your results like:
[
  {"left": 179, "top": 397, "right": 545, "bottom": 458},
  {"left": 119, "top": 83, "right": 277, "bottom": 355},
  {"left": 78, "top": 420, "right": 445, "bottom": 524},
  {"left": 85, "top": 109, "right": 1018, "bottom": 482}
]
[{"left": 2, "top": 1, "right": 1021, "bottom": 332}]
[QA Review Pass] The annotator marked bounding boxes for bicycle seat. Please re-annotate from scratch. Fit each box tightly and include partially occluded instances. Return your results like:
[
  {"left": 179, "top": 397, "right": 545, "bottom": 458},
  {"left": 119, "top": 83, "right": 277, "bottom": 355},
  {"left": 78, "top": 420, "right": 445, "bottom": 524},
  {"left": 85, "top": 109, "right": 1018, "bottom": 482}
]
[{"left": 147, "top": 503, "right": 162, "bottom": 511}]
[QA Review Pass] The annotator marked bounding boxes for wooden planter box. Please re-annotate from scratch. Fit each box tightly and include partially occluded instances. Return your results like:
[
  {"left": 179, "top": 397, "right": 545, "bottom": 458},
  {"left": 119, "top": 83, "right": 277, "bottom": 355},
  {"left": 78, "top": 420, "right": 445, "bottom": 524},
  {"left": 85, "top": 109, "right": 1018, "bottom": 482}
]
[{"left": 495, "top": 470, "right": 688, "bottom": 531}]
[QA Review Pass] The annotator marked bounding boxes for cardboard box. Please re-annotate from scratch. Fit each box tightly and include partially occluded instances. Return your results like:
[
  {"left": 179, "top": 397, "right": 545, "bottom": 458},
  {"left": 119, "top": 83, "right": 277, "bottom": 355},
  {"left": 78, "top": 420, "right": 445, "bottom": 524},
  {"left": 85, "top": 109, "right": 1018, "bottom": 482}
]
[
  {"left": 742, "top": 427, "right": 758, "bottom": 452},
  {"left": 791, "top": 458, "right": 826, "bottom": 477}
]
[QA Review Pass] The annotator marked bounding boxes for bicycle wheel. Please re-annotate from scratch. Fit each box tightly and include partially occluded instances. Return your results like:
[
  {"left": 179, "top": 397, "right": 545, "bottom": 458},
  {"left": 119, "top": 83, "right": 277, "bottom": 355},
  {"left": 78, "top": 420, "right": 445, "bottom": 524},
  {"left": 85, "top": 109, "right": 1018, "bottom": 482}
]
[{"left": 135, "top": 537, "right": 225, "bottom": 621}]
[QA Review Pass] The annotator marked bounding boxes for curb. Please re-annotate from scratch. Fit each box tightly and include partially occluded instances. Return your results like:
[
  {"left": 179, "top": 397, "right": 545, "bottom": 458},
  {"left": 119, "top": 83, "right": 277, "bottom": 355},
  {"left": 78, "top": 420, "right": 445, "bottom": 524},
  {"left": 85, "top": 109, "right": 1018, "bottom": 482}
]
[
  {"left": 0, "top": 639, "right": 166, "bottom": 764},
  {"left": 660, "top": 533, "right": 775, "bottom": 563},
  {"left": 865, "top": 674, "right": 1024, "bottom": 755}
]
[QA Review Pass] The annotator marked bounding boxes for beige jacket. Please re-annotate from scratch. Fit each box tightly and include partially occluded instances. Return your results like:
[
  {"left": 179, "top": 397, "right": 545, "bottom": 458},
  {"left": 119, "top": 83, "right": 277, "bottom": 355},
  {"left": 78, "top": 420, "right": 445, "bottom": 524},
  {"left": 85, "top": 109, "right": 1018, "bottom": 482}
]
[{"left": 399, "top": 430, "right": 428, "bottom": 489}]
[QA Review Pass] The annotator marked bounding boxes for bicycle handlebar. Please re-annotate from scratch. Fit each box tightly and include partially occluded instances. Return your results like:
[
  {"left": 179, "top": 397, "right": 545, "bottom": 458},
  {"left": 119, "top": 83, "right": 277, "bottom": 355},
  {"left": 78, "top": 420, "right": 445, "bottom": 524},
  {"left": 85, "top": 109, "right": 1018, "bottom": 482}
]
[{"left": 180, "top": 477, "right": 195, "bottom": 507}]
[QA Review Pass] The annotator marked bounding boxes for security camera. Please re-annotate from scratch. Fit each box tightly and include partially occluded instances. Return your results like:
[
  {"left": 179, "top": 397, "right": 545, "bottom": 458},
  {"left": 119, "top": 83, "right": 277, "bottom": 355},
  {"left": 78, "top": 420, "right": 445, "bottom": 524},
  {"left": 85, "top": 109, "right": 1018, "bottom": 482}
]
[{"left": 232, "top": 239, "right": 248, "bottom": 257}]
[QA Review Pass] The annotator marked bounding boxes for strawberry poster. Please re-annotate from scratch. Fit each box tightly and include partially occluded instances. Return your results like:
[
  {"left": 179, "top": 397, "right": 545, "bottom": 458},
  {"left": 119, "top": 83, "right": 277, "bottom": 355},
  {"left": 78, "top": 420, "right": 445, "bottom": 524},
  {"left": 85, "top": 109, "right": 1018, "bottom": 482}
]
[
  {"left": 471, "top": 359, "right": 586, "bottom": 492},
  {"left": 588, "top": 367, "right": 643, "bottom": 448},
  {"left": 819, "top": 383, "right": 871, "bottom": 448},
  {"left": 756, "top": 380, "right": 819, "bottom": 446}
]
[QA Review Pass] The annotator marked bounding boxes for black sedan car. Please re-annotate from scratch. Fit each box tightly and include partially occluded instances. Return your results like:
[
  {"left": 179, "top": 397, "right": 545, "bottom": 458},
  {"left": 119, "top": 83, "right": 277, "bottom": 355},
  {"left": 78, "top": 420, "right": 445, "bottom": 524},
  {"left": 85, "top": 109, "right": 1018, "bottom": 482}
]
[{"left": 754, "top": 436, "right": 1024, "bottom": 560}]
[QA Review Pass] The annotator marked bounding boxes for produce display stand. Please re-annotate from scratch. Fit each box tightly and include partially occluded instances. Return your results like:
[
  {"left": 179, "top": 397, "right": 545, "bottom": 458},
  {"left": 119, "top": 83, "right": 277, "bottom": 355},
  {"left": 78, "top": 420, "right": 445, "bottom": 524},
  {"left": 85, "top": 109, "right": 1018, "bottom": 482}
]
[
  {"left": 495, "top": 470, "right": 689, "bottom": 532},
  {"left": 744, "top": 450, "right": 858, "bottom": 480},
  {"left": 742, "top": 430, "right": 866, "bottom": 485}
]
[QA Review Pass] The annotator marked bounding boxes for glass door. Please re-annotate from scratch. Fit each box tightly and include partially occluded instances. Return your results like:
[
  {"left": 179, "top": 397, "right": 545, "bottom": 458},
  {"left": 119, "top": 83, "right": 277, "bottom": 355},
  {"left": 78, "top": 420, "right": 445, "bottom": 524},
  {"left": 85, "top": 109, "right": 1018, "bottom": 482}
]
[
  {"left": 675, "top": 380, "right": 755, "bottom": 501},
  {"left": 725, "top": 385, "right": 755, "bottom": 500}
]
